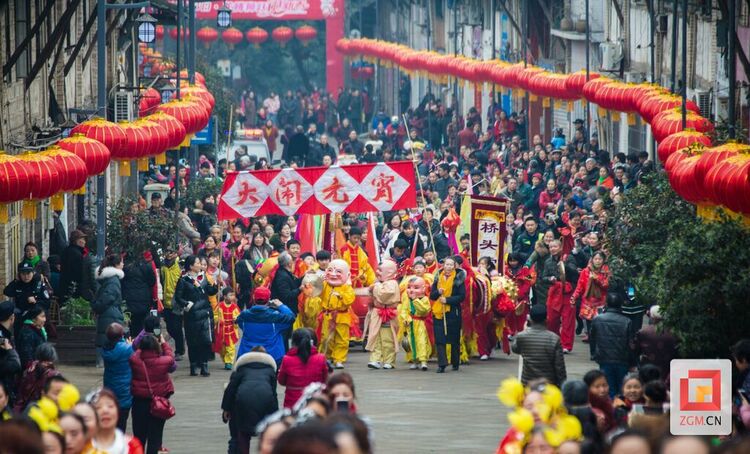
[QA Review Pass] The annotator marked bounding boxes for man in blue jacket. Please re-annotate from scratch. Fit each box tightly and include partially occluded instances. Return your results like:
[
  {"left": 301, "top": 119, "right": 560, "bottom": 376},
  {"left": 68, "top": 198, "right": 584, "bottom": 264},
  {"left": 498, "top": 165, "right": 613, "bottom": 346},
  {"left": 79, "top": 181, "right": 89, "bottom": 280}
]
[{"left": 235, "top": 286, "right": 295, "bottom": 365}]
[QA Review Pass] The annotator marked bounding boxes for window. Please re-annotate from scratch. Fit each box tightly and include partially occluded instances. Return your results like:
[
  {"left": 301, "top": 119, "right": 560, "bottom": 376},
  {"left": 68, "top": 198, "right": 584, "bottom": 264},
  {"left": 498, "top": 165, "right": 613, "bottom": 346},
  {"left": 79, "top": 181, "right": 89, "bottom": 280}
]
[{"left": 14, "top": 0, "right": 30, "bottom": 79}]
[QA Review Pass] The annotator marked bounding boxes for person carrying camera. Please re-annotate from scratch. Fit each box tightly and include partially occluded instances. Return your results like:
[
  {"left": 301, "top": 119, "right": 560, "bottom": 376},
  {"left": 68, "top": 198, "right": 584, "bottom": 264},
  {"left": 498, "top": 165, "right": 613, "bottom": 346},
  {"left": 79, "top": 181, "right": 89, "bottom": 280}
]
[{"left": 235, "top": 287, "right": 295, "bottom": 367}]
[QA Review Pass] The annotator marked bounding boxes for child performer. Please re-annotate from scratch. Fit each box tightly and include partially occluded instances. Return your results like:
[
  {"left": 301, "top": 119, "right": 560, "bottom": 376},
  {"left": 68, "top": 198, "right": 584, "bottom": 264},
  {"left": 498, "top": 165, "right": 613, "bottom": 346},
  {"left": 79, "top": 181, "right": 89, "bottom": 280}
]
[
  {"left": 216, "top": 288, "right": 240, "bottom": 370},
  {"left": 399, "top": 276, "right": 432, "bottom": 371}
]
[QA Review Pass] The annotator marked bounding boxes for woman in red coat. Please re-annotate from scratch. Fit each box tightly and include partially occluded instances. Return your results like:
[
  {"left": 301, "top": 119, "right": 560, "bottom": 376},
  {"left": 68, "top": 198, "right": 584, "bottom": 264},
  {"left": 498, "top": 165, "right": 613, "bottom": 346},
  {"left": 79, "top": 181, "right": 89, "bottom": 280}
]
[
  {"left": 277, "top": 328, "right": 328, "bottom": 409},
  {"left": 129, "top": 334, "right": 176, "bottom": 454},
  {"left": 571, "top": 251, "right": 610, "bottom": 340}
]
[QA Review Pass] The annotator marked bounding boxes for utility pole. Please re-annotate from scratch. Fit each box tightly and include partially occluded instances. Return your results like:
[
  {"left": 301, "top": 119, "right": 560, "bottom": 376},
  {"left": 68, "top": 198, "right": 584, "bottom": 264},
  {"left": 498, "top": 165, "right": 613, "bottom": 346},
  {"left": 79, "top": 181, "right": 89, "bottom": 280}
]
[
  {"left": 727, "top": 0, "right": 736, "bottom": 139},
  {"left": 188, "top": 0, "right": 198, "bottom": 175},
  {"left": 681, "top": 0, "right": 687, "bottom": 127},
  {"left": 585, "top": 0, "right": 591, "bottom": 142},
  {"left": 96, "top": 0, "right": 149, "bottom": 261},
  {"left": 670, "top": 0, "right": 678, "bottom": 92},
  {"left": 175, "top": 0, "right": 182, "bottom": 246}
]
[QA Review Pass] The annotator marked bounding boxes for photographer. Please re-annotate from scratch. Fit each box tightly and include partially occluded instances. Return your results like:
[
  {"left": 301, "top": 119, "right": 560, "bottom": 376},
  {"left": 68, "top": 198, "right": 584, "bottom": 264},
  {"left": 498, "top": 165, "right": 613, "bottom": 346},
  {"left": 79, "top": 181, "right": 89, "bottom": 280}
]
[{"left": 235, "top": 287, "right": 295, "bottom": 367}]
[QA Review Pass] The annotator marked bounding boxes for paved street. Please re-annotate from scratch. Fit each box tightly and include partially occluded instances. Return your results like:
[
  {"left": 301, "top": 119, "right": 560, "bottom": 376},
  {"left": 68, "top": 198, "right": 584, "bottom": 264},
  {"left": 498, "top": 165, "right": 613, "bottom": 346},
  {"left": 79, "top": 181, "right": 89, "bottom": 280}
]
[{"left": 59, "top": 340, "right": 595, "bottom": 453}]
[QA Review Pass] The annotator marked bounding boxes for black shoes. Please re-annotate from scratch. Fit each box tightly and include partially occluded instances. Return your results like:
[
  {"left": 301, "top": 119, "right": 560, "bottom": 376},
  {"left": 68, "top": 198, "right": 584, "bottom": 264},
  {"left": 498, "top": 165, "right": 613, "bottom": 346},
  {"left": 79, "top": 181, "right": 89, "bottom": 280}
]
[
  {"left": 190, "top": 364, "right": 198, "bottom": 376},
  {"left": 200, "top": 362, "right": 210, "bottom": 377},
  {"left": 436, "top": 366, "right": 446, "bottom": 373},
  {"left": 452, "top": 365, "right": 460, "bottom": 371}
]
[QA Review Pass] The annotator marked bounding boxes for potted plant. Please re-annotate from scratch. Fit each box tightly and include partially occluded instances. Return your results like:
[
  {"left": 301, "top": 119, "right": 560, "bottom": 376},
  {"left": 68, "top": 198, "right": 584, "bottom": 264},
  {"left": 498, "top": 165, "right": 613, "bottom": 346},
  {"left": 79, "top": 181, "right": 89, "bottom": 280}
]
[{"left": 56, "top": 296, "right": 98, "bottom": 364}]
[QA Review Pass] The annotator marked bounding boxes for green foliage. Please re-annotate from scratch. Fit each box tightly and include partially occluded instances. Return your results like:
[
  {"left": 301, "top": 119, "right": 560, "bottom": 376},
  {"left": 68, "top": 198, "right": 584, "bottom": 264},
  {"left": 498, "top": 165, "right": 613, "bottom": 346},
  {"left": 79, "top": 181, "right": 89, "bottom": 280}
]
[
  {"left": 606, "top": 172, "right": 695, "bottom": 286},
  {"left": 607, "top": 172, "right": 750, "bottom": 359},
  {"left": 647, "top": 215, "right": 750, "bottom": 358},
  {"left": 106, "top": 197, "right": 176, "bottom": 261},
  {"left": 59, "top": 297, "right": 95, "bottom": 326},
  {"left": 183, "top": 177, "right": 224, "bottom": 211}
]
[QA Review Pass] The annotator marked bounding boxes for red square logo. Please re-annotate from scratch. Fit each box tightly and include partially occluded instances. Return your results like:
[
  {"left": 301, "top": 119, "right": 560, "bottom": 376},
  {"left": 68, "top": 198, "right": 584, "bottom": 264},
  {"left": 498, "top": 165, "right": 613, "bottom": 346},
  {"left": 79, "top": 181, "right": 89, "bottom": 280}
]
[{"left": 679, "top": 369, "right": 722, "bottom": 412}]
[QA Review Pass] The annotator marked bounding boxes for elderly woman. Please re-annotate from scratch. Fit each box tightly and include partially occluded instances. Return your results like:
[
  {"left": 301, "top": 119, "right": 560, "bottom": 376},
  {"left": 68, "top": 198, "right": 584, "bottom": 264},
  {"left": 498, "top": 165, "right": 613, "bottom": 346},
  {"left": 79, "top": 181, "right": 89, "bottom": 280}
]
[{"left": 174, "top": 255, "right": 218, "bottom": 376}]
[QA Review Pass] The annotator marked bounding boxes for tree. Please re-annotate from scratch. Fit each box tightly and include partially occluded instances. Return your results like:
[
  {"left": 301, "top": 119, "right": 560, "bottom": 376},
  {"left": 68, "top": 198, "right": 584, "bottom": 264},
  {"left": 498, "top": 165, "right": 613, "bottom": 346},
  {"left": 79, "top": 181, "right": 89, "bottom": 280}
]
[
  {"left": 607, "top": 172, "right": 750, "bottom": 359},
  {"left": 106, "top": 198, "right": 175, "bottom": 262}
]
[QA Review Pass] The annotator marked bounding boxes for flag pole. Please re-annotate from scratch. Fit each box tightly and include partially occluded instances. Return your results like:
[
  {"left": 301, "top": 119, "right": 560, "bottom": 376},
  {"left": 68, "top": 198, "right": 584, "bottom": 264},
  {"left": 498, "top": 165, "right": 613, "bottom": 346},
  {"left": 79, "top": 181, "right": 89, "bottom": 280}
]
[{"left": 402, "top": 114, "right": 438, "bottom": 259}]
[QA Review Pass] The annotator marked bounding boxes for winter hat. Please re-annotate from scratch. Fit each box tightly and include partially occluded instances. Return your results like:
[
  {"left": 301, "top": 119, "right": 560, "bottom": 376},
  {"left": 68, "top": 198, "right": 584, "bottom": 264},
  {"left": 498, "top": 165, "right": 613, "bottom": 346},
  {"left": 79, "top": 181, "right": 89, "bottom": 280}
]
[
  {"left": 0, "top": 300, "right": 15, "bottom": 321},
  {"left": 23, "top": 306, "right": 44, "bottom": 321},
  {"left": 562, "top": 380, "right": 590, "bottom": 407},
  {"left": 253, "top": 287, "right": 271, "bottom": 303}
]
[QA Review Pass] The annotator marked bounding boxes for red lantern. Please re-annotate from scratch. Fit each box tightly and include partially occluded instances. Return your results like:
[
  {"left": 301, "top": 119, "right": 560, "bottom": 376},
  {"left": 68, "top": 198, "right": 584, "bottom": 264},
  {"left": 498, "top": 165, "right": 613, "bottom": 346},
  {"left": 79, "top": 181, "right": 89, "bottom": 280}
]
[
  {"left": 145, "top": 112, "right": 187, "bottom": 150},
  {"left": 118, "top": 122, "right": 151, "bottom": 160},
  {"left": 222, "top": 27, "right": 244, "bottom": 49},
  {"left": 664, "top": 146, "right": 700, "bottom": 176},
  {"left": 246, "top": 27, "right": 269, "bottom": 48},
  {"left": 0, "top": 154, "right": 33, "bottom": 204},
  {"left": 670, "top": 155, "right": 702, "bottom": 203},
  {"left": 196, "top": 26, "right": 219, "bottom": 48},
  {"left": 41, "top": 146, "right": 88, "bottom": 193},
  {"left": 139, "top": 87, "right": 161, "bottom": 117},
  {"left": 272, "top": 26, "right": 293, "bottom": 46},
  {"left": 295, "top": 25, "right": 317, "bottom": 46},
  {"left": 650, "top": 109, "right": 714, "bottom": 143},
  {"left": 565, "top": 70, "right": 601, "bottom": 99},
  {"left": 133, "top": 119, "right": 169, "bottom": 157},
  {"left": 157, "top": 99, "right": 203, "bottom": 135},
  {"left": 168, "top": 27, "right": 190, "bottom": 40},
  {"left": 335, "top": 38, "right": 352, "bottom": 55},
  {"left": 155, "top": 25, "right": 165, "bottom": 41},
  {"left": 516, "top": 66, "right": 544, "bottom": 92},
  {"left": 20, "top": 152, "right": 63, "bottom": 219},
  {"left": 694, "top": 143, "right": 750, "bottom": 204},
  {"left": 57, "top": 134, "right": 111, "bottom": 176},
  {"left": 180, "top": 85, "right": 215, "bottom": 110},
  {"left": 581, "top": 77, "right": 613, "bottom": 105},
  {"left": 704, "top": 155, "right": 750, "bottom": 213},
  {"left": 657, "top": 130, "right": 712, "bottom": 162},
  {"left": 70, "top": 118, "right": 127, "bottom": 158},
  {"left": 640, "top": 94, "right": 701, "bottom": 123}
]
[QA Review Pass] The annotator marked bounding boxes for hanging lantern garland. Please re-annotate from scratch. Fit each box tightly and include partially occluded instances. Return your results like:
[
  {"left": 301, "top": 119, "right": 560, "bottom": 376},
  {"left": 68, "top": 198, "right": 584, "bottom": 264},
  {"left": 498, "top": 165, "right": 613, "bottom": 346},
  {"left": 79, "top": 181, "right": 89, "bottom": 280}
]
[
  {"left": 295, "top": 25, "right": 317, "bottom": 46},
  {"left": 41, "top": 146, "right": 88, "bottom": 210},
  {"left": 19, "top": 152, "right": 63, "bottom": 219},
  {"left": 0, "top": 154, "right": 33, "bottom": 223},
  {"left": 246, "top": 27, "right": 269, "bottom": 48}
]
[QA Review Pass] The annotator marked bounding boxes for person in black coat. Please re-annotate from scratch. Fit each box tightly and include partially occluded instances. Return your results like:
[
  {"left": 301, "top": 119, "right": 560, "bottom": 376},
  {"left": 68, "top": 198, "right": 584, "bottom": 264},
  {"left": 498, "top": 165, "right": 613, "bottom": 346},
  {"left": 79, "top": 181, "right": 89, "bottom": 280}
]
[
  {"left": 174, "top": 255, "right": 218, "bottom": 377},
  {"left": 0, "top": 300, "right": 22, "bottom": 407},
  {"left": 221, "top": 348, "right": 278, "bottom": 454},
  {"left": 122, "top": 257, "right": 156, "bottom": 337},
  {"left": 270, "top": 253, "right": 301, "bottom": 316},
  {"left": 430, "top": 228, "right": 453, "bottom": 262},
  {"left": 396, "top": 221, "right": 424, "bottom": 258},
  {"left": 59, "top": 229, "right": 95, "bottom": 302},
  {"left": 287, "top": 126, "right": 310, "bottom": 166},
  {"left": 16, "top": 307, "right": 47, "bottom": 369},
  {"left": 430, "top": 256, "right": 466, "bottom": 373},
  {"left": 91, "top": 255, "right": 125, "bottom": 349},
  {"left": 3, "top": 264, "right": 51, "bottom": 329}
]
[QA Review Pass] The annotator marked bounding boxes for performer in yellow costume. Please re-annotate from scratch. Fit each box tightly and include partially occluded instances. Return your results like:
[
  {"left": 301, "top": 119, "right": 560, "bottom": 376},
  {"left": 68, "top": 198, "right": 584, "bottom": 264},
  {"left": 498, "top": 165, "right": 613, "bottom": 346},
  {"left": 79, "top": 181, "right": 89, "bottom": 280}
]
[
  {"left": 338, "top": 227, "right": 375, "bottom": 288},
  {"left": 364, "top": 260, "right": 401, "bottom": 370},
  {"left": 399, "top": 258, "right": 434, "bottom": 293},
  {"left": 316, "top": 259, "right": 355, "bottom": 369},
  {"left": 399, "top": 276, "right": 432, "bottom": 370},
  {"left": 295, "top": 272, "right": 323, "bottom": 331}
]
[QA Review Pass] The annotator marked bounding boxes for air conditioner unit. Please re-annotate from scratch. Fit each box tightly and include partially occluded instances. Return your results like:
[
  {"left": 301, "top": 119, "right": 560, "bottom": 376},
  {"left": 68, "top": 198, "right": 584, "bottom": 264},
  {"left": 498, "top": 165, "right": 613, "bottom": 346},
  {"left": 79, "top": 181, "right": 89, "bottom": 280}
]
[
  {"left": 114, "top": 92, "right": 133, "bottom": 122},
  {"left": 694, "top": 89, "right": 712, "bottom": 118},
  {"left": 600, "top": 42, "right": 623, "bottom": 71}
]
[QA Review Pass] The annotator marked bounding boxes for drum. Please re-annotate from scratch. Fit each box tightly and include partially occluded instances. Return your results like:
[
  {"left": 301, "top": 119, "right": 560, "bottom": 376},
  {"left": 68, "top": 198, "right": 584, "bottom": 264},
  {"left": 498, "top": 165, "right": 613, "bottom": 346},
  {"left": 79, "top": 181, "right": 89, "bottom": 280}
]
[{"left": 352, "top": 288, "right": 372, "bottom": 319}]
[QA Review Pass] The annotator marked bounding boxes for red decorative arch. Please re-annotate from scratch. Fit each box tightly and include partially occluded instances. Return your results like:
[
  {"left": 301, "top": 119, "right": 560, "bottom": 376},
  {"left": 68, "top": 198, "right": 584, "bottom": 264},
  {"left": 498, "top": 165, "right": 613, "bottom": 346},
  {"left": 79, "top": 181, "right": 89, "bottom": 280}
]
[{"left": 195, "top": 1, "right": 345, "bottom": 95}]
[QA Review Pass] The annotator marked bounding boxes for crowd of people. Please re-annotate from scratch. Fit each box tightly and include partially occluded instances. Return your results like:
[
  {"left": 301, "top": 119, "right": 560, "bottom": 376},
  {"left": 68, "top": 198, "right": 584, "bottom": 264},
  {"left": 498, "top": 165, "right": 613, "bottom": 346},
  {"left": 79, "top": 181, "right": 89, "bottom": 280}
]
[{"left": 0, "top": 83, "right": 749, "bottom": 454}]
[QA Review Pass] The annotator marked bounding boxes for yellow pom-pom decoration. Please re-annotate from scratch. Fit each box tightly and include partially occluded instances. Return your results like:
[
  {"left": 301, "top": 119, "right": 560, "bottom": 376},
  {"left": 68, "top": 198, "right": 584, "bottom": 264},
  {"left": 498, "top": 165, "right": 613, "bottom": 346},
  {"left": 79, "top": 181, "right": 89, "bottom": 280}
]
[
  {"left": 28, "top": 406, "right": 51, "bottom": 432},
  {"left": 497, "top": 378, "right": 526, "bottom": 408},
  {"left": 37, "top": 397, "right": 59, "bottom": 420},
  {"left": 556, "top": 415, "right": 583, "bottom": 441},
  {"left": 542, "top": 385, "right": 563, "bottom": 412},
  {"left": 57, "top": 383, "right": 80, "bottom": 411},
  {"left": 543, "top": 428, "right": 565, "bottom": 447},
  {"left": 507, "top": 408, "right": 535, "bottom": 434},
  {"left": 535, "top": 402, "right": 552, "bottom": 423}
]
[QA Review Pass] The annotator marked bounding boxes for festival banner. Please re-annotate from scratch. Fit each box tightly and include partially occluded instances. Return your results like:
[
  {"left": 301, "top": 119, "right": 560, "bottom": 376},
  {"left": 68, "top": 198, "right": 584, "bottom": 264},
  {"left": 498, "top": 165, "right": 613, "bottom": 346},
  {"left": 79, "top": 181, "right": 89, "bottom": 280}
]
[
  {"left": 469, "top": 195, "right": 510, "bottom": 271},
  {"left": 217, "top": 161, "right": 417, "bottom": 220}
]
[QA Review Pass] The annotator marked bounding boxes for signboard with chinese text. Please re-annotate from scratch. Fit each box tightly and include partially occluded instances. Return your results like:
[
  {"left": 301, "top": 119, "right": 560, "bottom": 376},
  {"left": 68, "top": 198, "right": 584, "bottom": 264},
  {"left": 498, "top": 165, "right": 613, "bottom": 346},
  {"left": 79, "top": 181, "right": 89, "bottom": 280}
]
[
  {"left": 218, "top": 161, "right": 417, "bottom": 219},
  {"left": 469, "top": 195, "right": 509, "bottom": 271}
]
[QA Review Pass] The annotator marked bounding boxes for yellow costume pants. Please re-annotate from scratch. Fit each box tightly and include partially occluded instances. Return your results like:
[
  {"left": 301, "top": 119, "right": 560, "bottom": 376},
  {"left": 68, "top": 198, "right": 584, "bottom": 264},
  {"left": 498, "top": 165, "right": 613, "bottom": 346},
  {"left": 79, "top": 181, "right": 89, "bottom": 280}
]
[
  {"left": 327, "top": 323, "right": 350, "bottom": 364},
  {"left": 221, "top": 343, "right": 236, "bottom": 365},
  {"left": 406, "top": 322, "right": 431, "bottom": 363},
  {"left": 369, "top": 327, "right": 396, "bottom": 365}
]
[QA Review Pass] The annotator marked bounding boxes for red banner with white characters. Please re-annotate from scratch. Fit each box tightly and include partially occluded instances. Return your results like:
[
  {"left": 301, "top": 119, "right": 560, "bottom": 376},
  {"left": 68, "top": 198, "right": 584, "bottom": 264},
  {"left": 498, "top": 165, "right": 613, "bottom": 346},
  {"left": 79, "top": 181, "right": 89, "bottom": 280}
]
[
  {"left": 469, "top": 195, "right": 510, "bottom": 272},
  {"left": 218, "top": 161, "right": 417, "bottom": 220}
]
